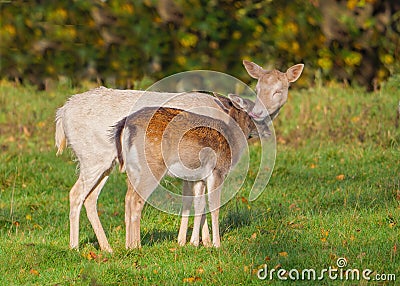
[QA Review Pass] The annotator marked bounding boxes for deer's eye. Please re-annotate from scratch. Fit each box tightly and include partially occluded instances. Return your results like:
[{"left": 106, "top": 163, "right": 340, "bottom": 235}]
[{"left": 273, "top": 91, "right": 282, "bottom": 97}]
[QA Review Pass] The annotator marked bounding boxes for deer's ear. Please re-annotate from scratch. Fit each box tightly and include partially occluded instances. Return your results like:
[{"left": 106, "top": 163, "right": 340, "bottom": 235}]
[
  {"left": 286, "top": 64, "right": 304, "bottom": 83},
  {"left": 228, "top": 94, "right": 248, "bottom": 110},
  {"left": 243, "top": 60, "right": 264, "bottom": 79}
]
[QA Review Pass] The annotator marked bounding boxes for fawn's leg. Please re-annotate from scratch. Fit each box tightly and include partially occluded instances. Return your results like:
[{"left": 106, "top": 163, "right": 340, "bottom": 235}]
[{"left": 178, "top": 181, "right": 193, "bottom": 246}]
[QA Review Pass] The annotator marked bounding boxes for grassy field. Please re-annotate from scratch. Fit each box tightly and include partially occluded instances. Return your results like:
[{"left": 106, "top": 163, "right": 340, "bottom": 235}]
[{"left": 0, "top": 78, "right": 399, "bottom": 285}]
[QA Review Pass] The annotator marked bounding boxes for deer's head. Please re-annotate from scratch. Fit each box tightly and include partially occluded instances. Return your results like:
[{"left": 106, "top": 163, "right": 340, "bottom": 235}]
[{"left": 243, "top": 60, "right": 304, "bottom": 121}]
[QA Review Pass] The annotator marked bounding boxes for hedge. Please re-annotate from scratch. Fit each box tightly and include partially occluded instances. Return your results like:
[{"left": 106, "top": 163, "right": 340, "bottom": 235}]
[{"left": 1, "top": 0, "right": 399, "bottom": 90}]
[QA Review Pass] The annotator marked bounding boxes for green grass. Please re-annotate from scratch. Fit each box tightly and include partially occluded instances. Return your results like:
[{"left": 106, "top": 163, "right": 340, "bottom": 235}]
[{"left": 0, "top": 78, "right": 400, "bottom": 285}]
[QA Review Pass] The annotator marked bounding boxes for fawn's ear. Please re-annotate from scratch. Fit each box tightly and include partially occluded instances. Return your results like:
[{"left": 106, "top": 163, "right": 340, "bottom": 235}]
[
  {"left": 243, "top": 60, "right": 265, "bottom": 79},
  {"left": 228, "top": 94, "right": 249, "bottom": 110},
  {"left": 286, "top": 64, "right": 304, "bottom": 83}
]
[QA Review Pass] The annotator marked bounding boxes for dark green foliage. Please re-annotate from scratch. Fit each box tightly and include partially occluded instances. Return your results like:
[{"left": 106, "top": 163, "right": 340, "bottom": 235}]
[{"left": 1, "top": 0, "right": 399, "bottom": 89}]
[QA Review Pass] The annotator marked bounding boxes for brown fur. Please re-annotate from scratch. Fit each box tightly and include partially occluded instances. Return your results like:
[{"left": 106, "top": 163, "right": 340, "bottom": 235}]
[
  {"left": 116, "top": 107, "right": 236, "bottom": 175},
  {"left": 114, "top": 96, "right": 264, "bottom": 176}
]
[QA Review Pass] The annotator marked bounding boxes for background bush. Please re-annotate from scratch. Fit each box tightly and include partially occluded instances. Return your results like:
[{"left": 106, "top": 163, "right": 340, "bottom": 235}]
[{"left": 1, "top": 0, "right": 399, "bottom": 90}]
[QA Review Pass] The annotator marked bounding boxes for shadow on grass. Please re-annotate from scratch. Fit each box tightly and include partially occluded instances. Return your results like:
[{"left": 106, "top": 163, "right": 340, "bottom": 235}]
[
  {"left": 141, "top": 229, "right": 177, "bottom": 246},
  {"left": 220, "top": 206, "right": 253, "bottom": 236}
]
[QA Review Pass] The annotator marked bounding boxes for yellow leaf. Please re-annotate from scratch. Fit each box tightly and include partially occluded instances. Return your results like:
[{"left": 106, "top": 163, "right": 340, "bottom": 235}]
[
  {"left": 251, "top": 233, "right": 257, "bottom": 240},
  {"left": 278, "top": 251, "right": 288, "bottom": 257},
  {"left": 30, "top": 269, "right": 39, "bottom": 276},
  {"left": 183, "top": 276, "right": 201, "bottom": 283},
  {"left": 37, "top": 121, "right": 46, "bottom": 128},
  {"left": 336, "top": 174, "right": 345, "bottom": 181},
  {"left": 33, "top": 224, "right": 42, "bottom": 229},
  {"left": 86, "top": 251, "right": 98, "bottom": 260}
]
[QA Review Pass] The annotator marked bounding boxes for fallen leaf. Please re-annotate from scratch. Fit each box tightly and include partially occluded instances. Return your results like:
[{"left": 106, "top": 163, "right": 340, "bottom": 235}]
[
  {"left": 26, "top": 214, "right": 32, "bottom": 221},
  {"left": 250, "top": 233, "right": 257, "bottom": 240},
  {"left": 87, "top": 251, "right": 97, "bottom": 260},
  {"left": 196, "top": 267, "right": 204, "bottom": 274},
  {"left": 278, "top": 251, "right": 288, "bottom": 257},
  {"left": 265, "top": 256, "right": 271, "bottom": 261},
  {"left": 33, "top": 224, "right": 42, "bottom": 229},
  {"left": 37, "top": 121, "right": 46, "bottom": 128},
  {"left": 274, "top": 263, "right": 282, "bottom": 270},
  {"left": 310, "top": 163, "right": 316, "bottom": 169},
  {"left": 240, "top": 197, "right": 248, "bottom": 204},
  {"left": 30, "top": 269, "right": 39, "bottom": 276},
  {"left": 183, "top": 276, "right": 201, "bottom": 283},
  {"left": 217, "top": 265, "right": 223, "bottom": 273},
  {"left": 289, "top": 203, "right": 300, "bottom": 211},
  {"left": 336, "top": 174, "right": 345, "bottom": 181},
  {"left": 277, "top": 137, "right": 286, "bottom": 144}
]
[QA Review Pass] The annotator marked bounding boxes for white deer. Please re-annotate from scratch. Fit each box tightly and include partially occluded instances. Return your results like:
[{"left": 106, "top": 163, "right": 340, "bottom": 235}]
[{"left": 55, "top": 61, "right": 304, "bottom": 252}]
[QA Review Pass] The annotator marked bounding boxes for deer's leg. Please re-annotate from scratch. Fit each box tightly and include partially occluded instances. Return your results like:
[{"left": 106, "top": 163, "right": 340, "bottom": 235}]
[
  {"left": 84, "top": 175, "right": 112, "bottom": 252},
  {"left": 190, "top": 181, "right": 206, "bottom": 247},
  {"left": 207, "top": 172, "right": 223, "bottom": 248},
  {"left": 69, "top": 169, "right": 106, "bottom": 250},
  {"left": 125, "top": 165, "right": 165, "bottom": 249},
  {"left": 178, "top": 181, "right": 193, "bottom": 246},
  {"left": 125, "top": 178, "right": 145, "bottom": 249},
  {"left": 69, "top": 175, "right": 84, "bottom": 250},
  {"left": 201, "top": 213, "right": 211, "bottom": 247},
  {"left": 125, "top": 178, "right": 137, "bottom": 249}
]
